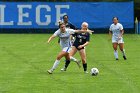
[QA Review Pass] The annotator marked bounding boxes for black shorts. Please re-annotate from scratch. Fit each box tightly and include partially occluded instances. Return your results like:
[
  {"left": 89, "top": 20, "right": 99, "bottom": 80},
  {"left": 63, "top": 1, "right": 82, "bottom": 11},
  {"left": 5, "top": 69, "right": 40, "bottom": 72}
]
[{"left": 73, "top": 43, "right": 85, "bottom": 50}]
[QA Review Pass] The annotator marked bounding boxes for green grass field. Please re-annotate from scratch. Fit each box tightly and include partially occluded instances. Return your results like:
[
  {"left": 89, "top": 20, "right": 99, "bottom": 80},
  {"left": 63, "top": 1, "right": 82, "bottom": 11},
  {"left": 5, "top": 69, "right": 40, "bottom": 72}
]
[{"left": 0, "top": 34, "right": 140, "bottom": 93}]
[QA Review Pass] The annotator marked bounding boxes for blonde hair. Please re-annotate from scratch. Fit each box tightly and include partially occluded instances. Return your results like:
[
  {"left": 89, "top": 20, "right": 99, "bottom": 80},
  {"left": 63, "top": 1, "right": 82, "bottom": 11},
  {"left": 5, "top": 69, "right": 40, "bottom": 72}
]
[{"left": 81, "top": 22, "right": 88, "bottom": 28}]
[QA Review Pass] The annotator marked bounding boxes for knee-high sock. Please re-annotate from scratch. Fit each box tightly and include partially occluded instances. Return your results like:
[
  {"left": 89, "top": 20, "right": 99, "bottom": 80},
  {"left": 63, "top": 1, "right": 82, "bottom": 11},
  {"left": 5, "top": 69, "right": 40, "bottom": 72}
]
[
  {"left": 114, "top": 50, "right": 118, "bottom": 59},
  {"left": 65, "top": 60, "right": 70, "bottom": 68},
  {"left": 83, "top": 63, "right": 87, "bottom": 71},
  {"left": 51, "top": 60, "right": 60, "bottom": 70},
  {"left": 121, "top": 49, "right": 126, "bottom": 56}
]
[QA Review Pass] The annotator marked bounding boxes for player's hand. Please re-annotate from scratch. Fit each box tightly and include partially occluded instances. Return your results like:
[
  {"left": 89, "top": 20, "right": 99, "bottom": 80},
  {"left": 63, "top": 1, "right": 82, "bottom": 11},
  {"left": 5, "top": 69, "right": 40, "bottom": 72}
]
[
  {"left": 47, "top": 41, "right": 50, "bottom": 43},
  {"left": 87, "top": 30, "right": 94, "bottom": 34},
  {"left": 118, "top": 36, "right": 122, "bottom": 40},
  {"left": 78, "top": 45, "right": 84, "bottom": 49}
]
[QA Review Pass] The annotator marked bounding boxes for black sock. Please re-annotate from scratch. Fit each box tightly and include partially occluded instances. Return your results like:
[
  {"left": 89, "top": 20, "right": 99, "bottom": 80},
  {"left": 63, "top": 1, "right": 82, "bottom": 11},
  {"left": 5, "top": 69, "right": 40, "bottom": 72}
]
[
  {"left": 83, "top": 63, "right": 87, "bottom": 71},
  {"left": 65, "top": 60, "right": 70, "bottom": 68}
]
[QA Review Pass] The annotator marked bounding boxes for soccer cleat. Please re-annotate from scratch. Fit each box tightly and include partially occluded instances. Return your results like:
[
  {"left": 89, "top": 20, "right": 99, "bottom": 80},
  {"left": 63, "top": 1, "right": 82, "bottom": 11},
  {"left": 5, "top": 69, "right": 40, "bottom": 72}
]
[
  {"left": 116, "top": 58, "right": 119, "bottom": 60},
  {"left": 84, "top": 71, "right": 89, "bottom": 74},
  {"left": 123, "top": 56, "right": 127, "bottom": 60},
  {"left": 60, "top": 67, "right": 67, "bottom": 71},
  {"left": 76, "top": 60, "right": 81, "bottom": 68},
  {"left": 47, "top": 69, "right": 53, "bottom": 74}
]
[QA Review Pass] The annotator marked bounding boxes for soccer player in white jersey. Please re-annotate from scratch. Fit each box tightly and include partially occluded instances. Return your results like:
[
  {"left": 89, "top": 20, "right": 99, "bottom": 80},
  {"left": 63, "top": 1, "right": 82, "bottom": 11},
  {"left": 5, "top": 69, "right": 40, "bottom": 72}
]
[
  {"left": 47, "top": 22, "right": 93, "bottom": 74},
  {"left": 109, "top": 17, "right": 127, "bottom": 60},
  {"left": 61, "top": 22, "right": 91, "bottom": 73}
]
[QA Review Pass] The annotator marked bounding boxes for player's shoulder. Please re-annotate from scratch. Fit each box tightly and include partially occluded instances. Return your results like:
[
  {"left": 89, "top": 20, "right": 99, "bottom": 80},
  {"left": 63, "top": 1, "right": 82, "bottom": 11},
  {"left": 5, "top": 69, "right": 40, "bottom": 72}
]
[
  {"left": 65, "top": 28, "right": 71, "bottom": 31},
  {"left": 55, "top": 29, "right": 61, "bottom": 33},
  {"left": 110, "top": 23, "right": 114, "bottom": 27},
  {"left": 116, "top": 23, "right": 123, "bottom": 28},
  {"left": 117, "top": 23, "right": 123, "bottom": 26},
  {"left": 66, "top": 28, "right": 74, "bottom": 31},
  {"left": 55, "top": 29, "right": 61, "bottom": 34}
]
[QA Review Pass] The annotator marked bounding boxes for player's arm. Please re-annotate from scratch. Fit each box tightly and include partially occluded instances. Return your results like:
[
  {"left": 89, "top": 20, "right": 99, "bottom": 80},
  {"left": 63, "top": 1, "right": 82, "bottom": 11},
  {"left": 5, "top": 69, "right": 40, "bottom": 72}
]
[
  {"left": 109, "top": 25, "right": 112, "bottom": 40},
  {"left": 74, "top": 29, "right": 93, "bottom": 34},
  {"left": 78, "top": 42, "right": 89, "bottom": 49},
  {"left": 78, "top": 33, "right": 90, "bottom": 49},
  {"left": 47, "top": 34, "right": 56, "bottom": 43},
  {"left": 68, "top": 29, "right": 93, "bottom": 35},
  {"left": 119, "top": 29, "right": 124, "bottom": 38},
  {"left": 109, "top": 30, "right": 112, "bottom": 40},
  {"left": 119, "top": 24, "right": 124, "bottom": 38}
]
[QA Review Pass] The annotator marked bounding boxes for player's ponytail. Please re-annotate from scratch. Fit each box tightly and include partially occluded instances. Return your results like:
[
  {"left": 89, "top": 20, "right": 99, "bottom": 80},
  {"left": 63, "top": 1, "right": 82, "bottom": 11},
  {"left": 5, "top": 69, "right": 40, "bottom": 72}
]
[{"left": 58, "top": 20, "right": 65, "bottom": 28}]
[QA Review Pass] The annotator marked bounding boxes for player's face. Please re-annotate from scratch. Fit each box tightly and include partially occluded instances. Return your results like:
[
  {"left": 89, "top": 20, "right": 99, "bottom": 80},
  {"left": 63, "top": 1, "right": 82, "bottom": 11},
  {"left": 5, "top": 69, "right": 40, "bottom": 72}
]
[
  {"left": 113, "top": 18, "right": 118, "bottom": 24},
  {"left": 82, "top": 24, "right": 88, "bottom": 30},
  {"left": 63, "top": 16, "right": 68, "bottom": 23},
  {"left": 60, "top": 24, "right": 66, "bottom": 32}
]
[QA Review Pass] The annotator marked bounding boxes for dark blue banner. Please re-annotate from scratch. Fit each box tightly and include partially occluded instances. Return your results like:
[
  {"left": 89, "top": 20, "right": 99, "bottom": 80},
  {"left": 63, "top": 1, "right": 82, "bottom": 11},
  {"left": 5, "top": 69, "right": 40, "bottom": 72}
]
[{"left": 0, "top": 2, "right": 134, "bottom": 29}]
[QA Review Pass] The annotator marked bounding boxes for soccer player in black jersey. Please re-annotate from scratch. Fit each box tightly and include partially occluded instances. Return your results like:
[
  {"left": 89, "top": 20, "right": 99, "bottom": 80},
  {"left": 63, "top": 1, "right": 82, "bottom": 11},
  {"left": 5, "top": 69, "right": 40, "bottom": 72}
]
[{"left": 61, "top": 22, "right": 91, "bottom": 73}]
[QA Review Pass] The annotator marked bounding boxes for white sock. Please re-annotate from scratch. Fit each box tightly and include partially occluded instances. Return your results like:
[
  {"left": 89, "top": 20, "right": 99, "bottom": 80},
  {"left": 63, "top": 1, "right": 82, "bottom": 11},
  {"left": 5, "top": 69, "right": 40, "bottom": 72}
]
[
  {"left": 114, "top": 50, "right": 118, "bottom": 59},
  {"left": 70, "top": 56, "right": 77, "bottom": 62},
  {"left": 51, "top": 60, "right": 60, "bottom": 70}
]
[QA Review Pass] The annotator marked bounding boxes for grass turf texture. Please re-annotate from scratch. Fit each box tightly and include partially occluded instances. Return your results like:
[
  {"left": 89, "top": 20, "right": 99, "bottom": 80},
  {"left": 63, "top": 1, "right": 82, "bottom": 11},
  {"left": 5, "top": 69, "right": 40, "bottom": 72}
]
[{"left": 0, "top": 34, "right": 140, "bottom": 93}]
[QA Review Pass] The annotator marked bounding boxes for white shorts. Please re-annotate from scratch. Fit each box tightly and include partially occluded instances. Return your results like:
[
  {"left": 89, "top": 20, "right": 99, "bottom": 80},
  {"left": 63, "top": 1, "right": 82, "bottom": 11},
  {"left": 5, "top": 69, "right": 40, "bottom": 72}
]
[
  {"left": 62, "top": 47, "right": 71, "bottom": 53},
  {"left": 112, "top": 37, "right": 124, "bottom": 44}
]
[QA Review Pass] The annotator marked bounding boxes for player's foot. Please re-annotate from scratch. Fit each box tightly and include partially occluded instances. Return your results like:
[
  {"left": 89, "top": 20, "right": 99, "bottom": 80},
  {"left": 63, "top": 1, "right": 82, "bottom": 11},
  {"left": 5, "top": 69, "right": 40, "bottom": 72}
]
[
  {"left": 61, "top": 67, "right": 67, "bottom": 71},
  {"left": 76, "top": 60, "right": 81, "bottom": 68},
  {"left": 84, "top": 71, "right": 89, "bottom": 74},
  {"left": 116, "top": 58, "right": 119, "bottom": 60},
  {"left": 47, "top": 69, "right": 53, "bottom": 74},
  {"left": 123, "top": 56, "right": 127, "bottom": 60}
]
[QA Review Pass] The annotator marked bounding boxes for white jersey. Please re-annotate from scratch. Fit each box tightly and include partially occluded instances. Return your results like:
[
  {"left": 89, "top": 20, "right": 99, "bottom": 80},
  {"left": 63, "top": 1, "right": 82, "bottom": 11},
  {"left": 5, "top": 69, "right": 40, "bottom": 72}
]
[
  {"left": 109, "top": 23, "right": 123, "bottom": 38},
  {"left": 54, "top": 28, "right": 75, "bottom": 49},
  {"left": 109, "top": 23, "right": 124, "bottom": 43}
]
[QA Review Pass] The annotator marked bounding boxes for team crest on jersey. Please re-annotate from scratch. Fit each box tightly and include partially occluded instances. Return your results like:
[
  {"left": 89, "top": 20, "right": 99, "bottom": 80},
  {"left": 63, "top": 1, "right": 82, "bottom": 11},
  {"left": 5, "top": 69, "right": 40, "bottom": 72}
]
[{"left": 77, "top": 35, "right": 86, "bottom": 39}]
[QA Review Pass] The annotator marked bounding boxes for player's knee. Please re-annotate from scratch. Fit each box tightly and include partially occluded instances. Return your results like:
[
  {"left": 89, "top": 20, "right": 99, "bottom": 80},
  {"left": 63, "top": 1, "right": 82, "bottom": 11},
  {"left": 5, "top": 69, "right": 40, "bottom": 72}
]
[
  {"left": 120, "top": 48, "right": 123, "bottom": 51},
  {"left": 113, "top": 46, "right": 117, "bottom": 50},
  {"left": 56, "top": 56, "right": 61, "bottom": 60}
]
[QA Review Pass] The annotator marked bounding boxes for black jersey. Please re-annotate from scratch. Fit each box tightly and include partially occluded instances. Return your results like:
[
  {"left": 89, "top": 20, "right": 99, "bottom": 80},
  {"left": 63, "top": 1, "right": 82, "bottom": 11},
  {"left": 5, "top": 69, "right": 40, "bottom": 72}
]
[
  {"left": 65, "top": 22, "right": 76, "bottom": 29},
  {"left": 73, "top": 32, "right": 90, "bottom": 46}
]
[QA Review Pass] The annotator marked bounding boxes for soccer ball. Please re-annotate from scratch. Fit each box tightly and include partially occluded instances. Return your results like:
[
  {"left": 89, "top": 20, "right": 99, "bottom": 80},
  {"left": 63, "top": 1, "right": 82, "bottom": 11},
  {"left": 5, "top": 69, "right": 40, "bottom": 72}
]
[{"left": 91, "top": 68, "right": 99, "bottom": 76}]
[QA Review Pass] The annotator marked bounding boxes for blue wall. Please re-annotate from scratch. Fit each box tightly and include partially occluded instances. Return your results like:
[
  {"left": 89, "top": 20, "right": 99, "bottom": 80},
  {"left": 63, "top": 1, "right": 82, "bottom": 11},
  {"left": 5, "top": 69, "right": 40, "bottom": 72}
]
[{"left": 0, "top": 2, "right": 134, "bottom": 29}]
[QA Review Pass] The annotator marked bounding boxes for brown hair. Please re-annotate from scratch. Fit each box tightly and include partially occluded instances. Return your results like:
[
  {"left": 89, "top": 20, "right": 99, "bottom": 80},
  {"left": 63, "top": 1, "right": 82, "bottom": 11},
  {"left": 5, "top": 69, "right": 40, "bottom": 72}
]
[{"left": 58, "top": 21, "right": 65, "bottom": 28}]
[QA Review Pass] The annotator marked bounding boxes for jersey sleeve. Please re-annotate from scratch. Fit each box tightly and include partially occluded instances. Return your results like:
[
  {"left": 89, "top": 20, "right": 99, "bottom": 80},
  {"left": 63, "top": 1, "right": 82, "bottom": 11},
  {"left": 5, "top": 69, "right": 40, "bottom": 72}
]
[
  {"left": 86, "top": 33, "right": 90, "bottom": 42},
  {"left": 119, "top": 24, "right": 123, "bottom": 30},
  {"left": 109, "top": 24, "right": 112, "bottom": 31},
  {"left": 53, "top": 29, "right": 60, "bottom": 36},
  {"left": 67, "top": 29, "right": 75, "bottom": 34}
]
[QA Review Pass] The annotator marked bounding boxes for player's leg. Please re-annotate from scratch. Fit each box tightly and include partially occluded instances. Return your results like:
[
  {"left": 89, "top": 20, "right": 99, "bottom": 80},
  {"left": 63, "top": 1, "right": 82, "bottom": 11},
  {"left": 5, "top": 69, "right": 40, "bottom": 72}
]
[
  {"left": 79, "top": 49, "right": 88, "bottom": 73},
  {"left": 62, "top": 53, "right": 71, "bottom": 71},
  {"left": 61, "top": 46, "right": 79, "bottom": 71},
  {"left": 69, "top": 46, "right": 81, "bottom": 68},
  {"left": 69, "top": 46, "right": 79, "bottom": 63},
  {"left": 113, "top": 43, "right": 119, "bottom": 60},
  {"left": 119, "top": 43, "right": 127, "bottom": 60},
  {"left": 69, "top": 46, "right": 78, "bottom": 62},
  {"left": 47, "top": 51, "right": 67, "bottom": 74}
]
